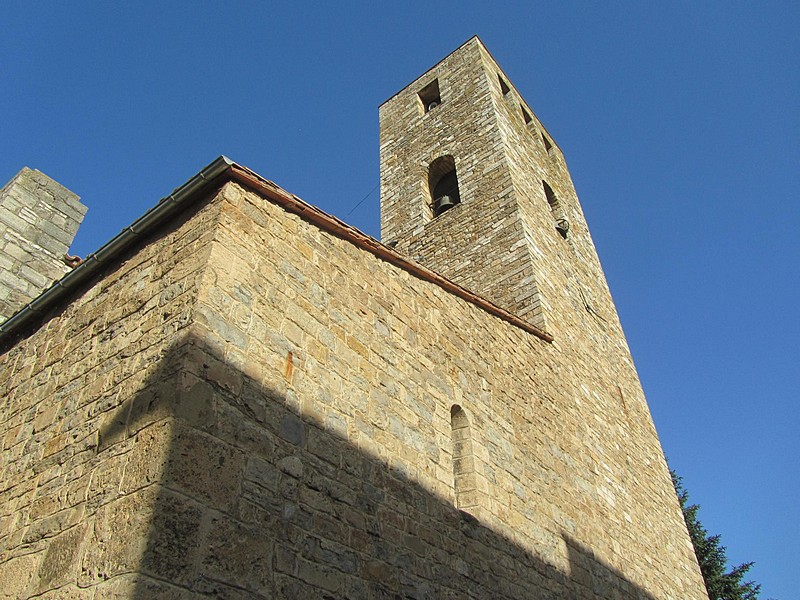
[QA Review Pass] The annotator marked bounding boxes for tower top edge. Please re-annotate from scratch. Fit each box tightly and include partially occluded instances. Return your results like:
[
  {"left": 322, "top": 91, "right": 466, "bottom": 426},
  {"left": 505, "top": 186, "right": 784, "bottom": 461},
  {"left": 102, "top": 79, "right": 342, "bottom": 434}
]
[{"left": 379, "top": 35, "right": 492, "bottom": 108}]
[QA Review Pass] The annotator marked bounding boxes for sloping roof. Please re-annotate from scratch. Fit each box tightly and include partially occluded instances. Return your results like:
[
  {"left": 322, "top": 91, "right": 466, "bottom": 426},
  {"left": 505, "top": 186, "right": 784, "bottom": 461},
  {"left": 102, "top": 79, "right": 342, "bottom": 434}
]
[{"left": 0, "top": 157, "right": 552, "bottom": 350}]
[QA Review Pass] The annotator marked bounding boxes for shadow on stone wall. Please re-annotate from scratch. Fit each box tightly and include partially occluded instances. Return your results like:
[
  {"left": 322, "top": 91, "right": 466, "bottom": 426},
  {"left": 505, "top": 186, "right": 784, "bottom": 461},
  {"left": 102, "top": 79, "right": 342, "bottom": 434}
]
[{"left": 92, "top": 333, "right": 659, "bottom": 600}]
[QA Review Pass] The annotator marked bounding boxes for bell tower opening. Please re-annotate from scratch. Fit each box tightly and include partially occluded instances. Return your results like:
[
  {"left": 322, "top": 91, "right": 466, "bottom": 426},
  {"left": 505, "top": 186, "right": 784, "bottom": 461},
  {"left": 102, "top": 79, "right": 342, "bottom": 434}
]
[
  {"left": 418, "top": 78, "right": 442, "bottom": 114},
  {"left": 428, "top": 156, "right": 461, "bottom": 217}
]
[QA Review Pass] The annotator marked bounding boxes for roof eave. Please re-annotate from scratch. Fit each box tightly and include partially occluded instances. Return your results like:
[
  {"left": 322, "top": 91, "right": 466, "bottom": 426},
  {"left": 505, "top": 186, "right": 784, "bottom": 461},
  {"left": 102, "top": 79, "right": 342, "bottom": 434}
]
[{"left": 0, "top": 155, "right": 552, "bottom": 352}]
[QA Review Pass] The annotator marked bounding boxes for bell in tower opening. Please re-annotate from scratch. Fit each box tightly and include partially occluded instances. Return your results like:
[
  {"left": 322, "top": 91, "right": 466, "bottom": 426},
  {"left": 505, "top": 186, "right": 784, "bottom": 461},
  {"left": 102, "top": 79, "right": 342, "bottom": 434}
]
[{"left": 429, "top": 156, "right": 461, "bottom": 217}]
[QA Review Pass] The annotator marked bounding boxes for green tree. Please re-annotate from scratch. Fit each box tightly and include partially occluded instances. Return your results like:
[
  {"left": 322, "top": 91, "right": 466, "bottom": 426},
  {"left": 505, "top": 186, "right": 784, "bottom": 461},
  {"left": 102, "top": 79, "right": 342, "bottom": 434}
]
[{"left": 671, "top": 470, "right": 762, "bottom": 600}]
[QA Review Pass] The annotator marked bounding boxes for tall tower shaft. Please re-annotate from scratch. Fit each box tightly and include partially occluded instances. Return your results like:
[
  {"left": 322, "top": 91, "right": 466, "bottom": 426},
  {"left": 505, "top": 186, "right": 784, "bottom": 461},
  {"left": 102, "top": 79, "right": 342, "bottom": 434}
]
[
  {"left": 380, "top": 37, "right": 604, "bottom": 336},
  {"left": 378, "top": 36, "right": 708, "bottom": 597}
]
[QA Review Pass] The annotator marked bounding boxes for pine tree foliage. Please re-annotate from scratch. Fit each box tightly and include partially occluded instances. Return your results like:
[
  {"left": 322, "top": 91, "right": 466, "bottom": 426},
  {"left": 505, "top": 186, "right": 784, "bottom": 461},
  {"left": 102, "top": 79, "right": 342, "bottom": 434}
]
[{"left": 671, "top": 470, "right": 762, "bottom": 600}]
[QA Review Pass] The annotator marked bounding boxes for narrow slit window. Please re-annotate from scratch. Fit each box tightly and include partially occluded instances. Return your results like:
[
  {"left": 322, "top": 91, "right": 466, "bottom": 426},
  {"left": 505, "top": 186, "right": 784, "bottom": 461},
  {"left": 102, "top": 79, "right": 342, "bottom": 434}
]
[
  {"left": 450, "top": 405, "right": 477, "bottom": 511},
  {"left": 418, "top": 79, "right": 442, "bottom": 113},
  {"left": 543, "top": 181, "right": 569, "bottom": 239},
  {"left": 543, "top": 180, "right": 558, "bottom": 210},
  {"left": 542, "top": 133, "right": 553, "bottom": 151},
  {"left": 521, "top": 104, "right": 532, "bottom": 125},
  {"left": 498, "top": 74, "right": 511, "bottom": 96}
]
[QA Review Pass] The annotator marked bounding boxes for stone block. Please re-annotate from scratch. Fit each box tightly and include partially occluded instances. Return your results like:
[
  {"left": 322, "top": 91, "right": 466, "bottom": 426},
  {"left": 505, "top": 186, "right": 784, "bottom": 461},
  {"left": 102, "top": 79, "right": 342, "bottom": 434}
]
[
  {"left": 296, "top": 557, "right": 343, "bottom": 594},
  {"left": 200, "top": 515, "right": 273, "bottom": 593},
  {"left": 163, "top": 422, "right": 245, "bottom": 512},
  {"left": 120, "top": 420, "right": 173, "bottom": 494},
  {"left": 194, "top": 304, "right": 247, "bottom": 350},
  {"left": 79, "top": 488, "right": 154, "bottom": 585},
  {"left": 0, "top": 205, "right": 31, "bottom": 233},
  {"left": 279, "top": 412, "right": 306, "bottom": 447},
  {"left": 35, "top": 524, "right": 87, "bottom": 593},
  {"left": 126, "top": 375, "right": 215, "bottom": 437},
  {"left": 80, "top": 487, "right": 202, "bottom": 587},
  {"left": 92, "top": 573, "right": 193, "bottom": 599},
  {"left": 0, "top": 552, "right": 41, "bottom": 599}
]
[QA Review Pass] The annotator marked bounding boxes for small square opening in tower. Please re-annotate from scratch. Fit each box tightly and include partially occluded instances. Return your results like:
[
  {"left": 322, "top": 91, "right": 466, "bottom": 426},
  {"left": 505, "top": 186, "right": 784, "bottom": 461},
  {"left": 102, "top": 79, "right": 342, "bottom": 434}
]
[
  {"left": 419, "top": 79, "right": 441, "bottom": 113},
  {"left": 498, "top": 75, "right": 511, "bottom": 96},
  {"left": 542, "top": 133, "right": 553, "bottom": 151},
  {"left": 520, "top": 104, "right": 532, "bottom": 125}
]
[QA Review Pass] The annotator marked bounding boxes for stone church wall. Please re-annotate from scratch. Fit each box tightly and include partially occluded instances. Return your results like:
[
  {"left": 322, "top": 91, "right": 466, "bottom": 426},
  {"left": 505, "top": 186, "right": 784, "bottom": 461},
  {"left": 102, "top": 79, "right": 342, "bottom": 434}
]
[
  {"left": 1, "top": 176, "right": 706, "bottom": 598},
  {"left": 0, "top": 192, "right": 222, "bottom": 598}
]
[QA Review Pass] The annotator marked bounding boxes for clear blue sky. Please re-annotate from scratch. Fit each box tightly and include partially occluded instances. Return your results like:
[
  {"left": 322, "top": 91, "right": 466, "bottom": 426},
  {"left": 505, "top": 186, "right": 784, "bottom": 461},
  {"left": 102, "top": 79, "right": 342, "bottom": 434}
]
[{"left": 2, "top": 2, "right": 797, "bottom": 597}]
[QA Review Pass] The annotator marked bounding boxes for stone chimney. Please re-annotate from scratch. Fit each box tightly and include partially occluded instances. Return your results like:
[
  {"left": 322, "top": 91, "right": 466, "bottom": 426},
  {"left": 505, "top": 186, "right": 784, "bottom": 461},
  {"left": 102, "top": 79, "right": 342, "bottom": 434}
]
[{"left": 0, "top": 167, "right": 87, "bottom": 323}]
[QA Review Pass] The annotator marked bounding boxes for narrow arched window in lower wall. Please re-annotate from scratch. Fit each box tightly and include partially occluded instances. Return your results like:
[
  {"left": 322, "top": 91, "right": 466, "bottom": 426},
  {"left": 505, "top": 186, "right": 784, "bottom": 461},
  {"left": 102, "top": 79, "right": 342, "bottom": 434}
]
[{"left": 450, "top": 405, "right": 478, "bottom": 511}]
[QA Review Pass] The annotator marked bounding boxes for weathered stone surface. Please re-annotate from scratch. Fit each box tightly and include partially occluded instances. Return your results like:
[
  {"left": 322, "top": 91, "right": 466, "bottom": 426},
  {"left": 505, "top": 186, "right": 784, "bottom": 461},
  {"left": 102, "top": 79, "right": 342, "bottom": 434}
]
[
  {"left": 92, "top": 573, "right": 194, "bottom": 599},
  {"left": 30, "top": 585, "right": 88, "bottom": 599},
  {"left": 163, "top": 421, "right": 245, "bottom": 512},
  {"left": 0, "top": 552, "right": 41, "bottom": 599},
  {"left": 119, "top": 420, "right": 174, "bottom": 494},
  {"left": 80, "top": 486, "right": 203, "bottom": 587},
  {"left": 200, "top": 516, "right": 274, "bottom": 593},
  {"left": 79, "top": 487, "right": 157, "bottom": 585},
  {"left": 0, "top": 167, "right": 86, "bottom": 323},
  {"left": 35, "top": 524, "right": 87, "bottom": 592}
]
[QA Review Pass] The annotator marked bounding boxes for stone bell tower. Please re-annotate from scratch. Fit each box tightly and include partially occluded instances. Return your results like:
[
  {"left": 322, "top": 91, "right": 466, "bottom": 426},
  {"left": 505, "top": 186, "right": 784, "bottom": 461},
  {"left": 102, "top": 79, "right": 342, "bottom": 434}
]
[
  {"left": 380, "top": 37, "right": 602, "bottom": 335},
  {"left": 375, "top": 37, "right": 710, "bottom": 599}
]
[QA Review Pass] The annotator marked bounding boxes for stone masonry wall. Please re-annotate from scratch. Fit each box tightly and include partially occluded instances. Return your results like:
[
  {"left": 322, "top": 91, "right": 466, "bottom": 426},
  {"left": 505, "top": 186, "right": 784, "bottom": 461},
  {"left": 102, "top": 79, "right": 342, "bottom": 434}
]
[
  {"left": 0, "top": 176, "right": 708, "bottom": 598},
  {"left": 481, "top": 42, "right": 632, "bottom": 354},
  {"left": 0, "top": 168, "right": 87, "bottom": 323},
  {"left": 0, "top": 190, "right": 222, "bottom": 599},
  {"left": 190, "top": 182, "right": 708, "bottom": 598}
]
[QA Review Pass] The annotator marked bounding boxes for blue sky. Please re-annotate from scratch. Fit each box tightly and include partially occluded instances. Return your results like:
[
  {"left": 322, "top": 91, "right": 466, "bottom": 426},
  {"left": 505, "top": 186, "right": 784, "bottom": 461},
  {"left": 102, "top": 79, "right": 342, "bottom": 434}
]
[{"left": 2, "top": 2, "right": 797, "bottom": 596}]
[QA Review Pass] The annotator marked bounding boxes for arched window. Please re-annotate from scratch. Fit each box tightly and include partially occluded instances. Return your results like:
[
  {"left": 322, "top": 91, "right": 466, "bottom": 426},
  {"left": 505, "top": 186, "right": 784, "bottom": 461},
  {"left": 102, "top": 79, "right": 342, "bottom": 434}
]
[
  {"left": 428, "top": 156, "right": 461, "bottom": 217},
  {"left": 450, "top": 405, "right": 477, "bottom": 511}
]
